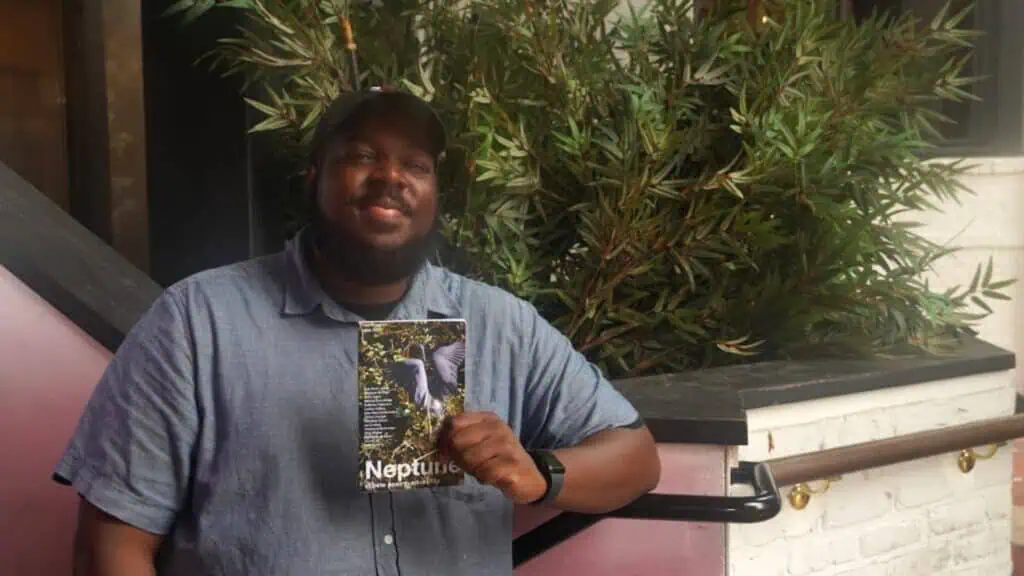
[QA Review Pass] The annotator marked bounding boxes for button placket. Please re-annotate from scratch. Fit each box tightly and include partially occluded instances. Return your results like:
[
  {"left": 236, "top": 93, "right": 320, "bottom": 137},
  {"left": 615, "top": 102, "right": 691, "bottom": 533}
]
[{"left": 371, "top": 493, "right": 400, "bottom": 576}]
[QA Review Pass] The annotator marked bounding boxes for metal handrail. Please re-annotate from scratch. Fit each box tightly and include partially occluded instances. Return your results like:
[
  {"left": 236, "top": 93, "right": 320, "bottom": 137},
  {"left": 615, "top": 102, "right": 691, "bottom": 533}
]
[
  {"left": 607, "top": 461, "right": 780, "bottom": 523},
  {"left": 512, "top": 460, "right": 781, "bottom": 566},
  {"left": 766, "top": 412, "right": 1024, "bottom": 487}
]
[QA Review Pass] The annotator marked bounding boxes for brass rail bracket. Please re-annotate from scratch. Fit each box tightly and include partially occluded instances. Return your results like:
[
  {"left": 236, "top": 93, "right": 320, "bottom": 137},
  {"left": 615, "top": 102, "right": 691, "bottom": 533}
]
[
  {"left": 787, "top": 476, "right": 842, "bottom": 511},
  {"left": 785, "top": 440, "right": 1008, "bottom": 510},
  {"left": 957, "top": 442, "right": 1006, "bottom": 474}
]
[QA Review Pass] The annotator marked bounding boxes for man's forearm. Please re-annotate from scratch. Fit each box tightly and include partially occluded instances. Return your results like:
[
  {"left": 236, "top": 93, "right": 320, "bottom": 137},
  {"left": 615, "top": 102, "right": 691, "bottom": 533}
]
[
  {"left": 550, "top": 425, "right": 661, "bottom": 514},
  {"left": 74, "top": 546, "right": 157, "bottom": 576}
]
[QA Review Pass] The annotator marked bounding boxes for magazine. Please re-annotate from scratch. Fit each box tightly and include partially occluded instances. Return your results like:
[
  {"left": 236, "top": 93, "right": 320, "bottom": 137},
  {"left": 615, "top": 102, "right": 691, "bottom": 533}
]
[{"left": 357, "top": 318, "right": 467, "bottom": 492}]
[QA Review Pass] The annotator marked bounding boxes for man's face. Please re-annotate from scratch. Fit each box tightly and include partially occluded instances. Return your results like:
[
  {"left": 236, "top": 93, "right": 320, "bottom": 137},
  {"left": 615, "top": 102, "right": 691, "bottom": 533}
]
[{"left": 310, "top": 112, "right": 439, "bottom": 286}]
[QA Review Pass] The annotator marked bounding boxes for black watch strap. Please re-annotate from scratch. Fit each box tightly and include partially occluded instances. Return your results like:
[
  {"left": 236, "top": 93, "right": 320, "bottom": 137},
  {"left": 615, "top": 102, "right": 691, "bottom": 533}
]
[{"left": 527, "top": 450, "right": 565, "bottom": 505}]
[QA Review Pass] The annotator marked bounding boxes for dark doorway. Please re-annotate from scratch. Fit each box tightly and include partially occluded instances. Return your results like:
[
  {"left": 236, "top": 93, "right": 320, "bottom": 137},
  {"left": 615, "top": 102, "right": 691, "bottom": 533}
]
[{"left": 141, "top": 3, "right": 254, "bottom": 287}]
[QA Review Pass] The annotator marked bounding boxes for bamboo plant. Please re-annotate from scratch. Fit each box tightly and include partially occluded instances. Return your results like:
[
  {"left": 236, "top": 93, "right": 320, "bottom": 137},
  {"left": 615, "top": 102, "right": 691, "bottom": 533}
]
[{"left": 171, "top": 0, "right": 1013, "bottom": 377}]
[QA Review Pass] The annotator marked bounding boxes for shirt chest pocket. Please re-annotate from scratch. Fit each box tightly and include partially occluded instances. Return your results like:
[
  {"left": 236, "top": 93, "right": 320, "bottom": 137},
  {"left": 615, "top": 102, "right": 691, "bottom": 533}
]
[{"left": 429, "top": 476, "right": 498, "bottom": 509}]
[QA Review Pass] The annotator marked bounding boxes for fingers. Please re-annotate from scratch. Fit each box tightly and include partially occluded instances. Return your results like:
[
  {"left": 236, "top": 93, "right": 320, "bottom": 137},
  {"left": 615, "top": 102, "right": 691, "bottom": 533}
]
[
  {"left": 442, "top": 417, "right": 507, "bottom": 464},
  {"left": 455, "top": 429, "right": 516, "bottom": 471},
  {"left": 440, "top": 411, "right": 518, "bottom": 472},
  {"left": 437, "top": 411, "right": 502, "bottom": 457},
  {"left": 472, "top": 454, "right": 525, "bottom": 494},
  {"left": 451, "top": 436, "right": 524, "bottom": 495},
  {"left": 435, "top": 411, "right": 545, "bottom": 503},
  {"left": 446, "top": 411, "right": 501, "bottom": 433}
]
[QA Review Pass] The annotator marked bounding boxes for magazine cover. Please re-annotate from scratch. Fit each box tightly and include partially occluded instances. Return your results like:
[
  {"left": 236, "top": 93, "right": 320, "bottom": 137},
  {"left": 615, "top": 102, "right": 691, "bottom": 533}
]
[{"left": 358, "top": 318, "right": 467, "bottom": 492}]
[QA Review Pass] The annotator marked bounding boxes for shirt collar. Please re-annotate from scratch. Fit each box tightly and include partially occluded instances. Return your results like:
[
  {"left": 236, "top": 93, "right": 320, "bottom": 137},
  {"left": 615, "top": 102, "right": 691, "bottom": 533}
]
[{"left": 280, "top": 229, "right": 461, "bottom": 322}]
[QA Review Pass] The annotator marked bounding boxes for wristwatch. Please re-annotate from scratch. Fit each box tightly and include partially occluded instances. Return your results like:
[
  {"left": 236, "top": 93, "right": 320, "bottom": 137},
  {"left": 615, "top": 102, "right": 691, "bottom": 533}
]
[{"left": 527, "top": 450, "right": 565, "bottom": 505}]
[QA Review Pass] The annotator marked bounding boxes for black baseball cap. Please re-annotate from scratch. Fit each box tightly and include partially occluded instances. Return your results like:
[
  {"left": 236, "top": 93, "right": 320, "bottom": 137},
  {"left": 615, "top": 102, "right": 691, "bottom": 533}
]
[{"left": 309, "top": 87, "right": 447, "bottom": 164}]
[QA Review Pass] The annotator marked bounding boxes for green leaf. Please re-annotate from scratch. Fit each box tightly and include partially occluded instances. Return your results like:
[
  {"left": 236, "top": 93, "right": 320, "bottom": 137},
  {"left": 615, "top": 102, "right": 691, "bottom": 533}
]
[
  {"left": 967, "top": 264, "right": 982, "bottom": 293},
  {"left": 982, "top": 290, "right": 1011, "bottom": 301},
  {"left": 971, "top": 296, "right": 993, "bottom": 315},
  {"left": 164, "top": 0, "right": 198, "bottom": 17},
  {"left": 985, "top": 279, "right": 1016, "bottom": 291},
  {"left": 243, "top": 97, "right": 282, "bottom": 118},
  {"left": 249, "top": 115, "right": 290, "bottom": 132}
]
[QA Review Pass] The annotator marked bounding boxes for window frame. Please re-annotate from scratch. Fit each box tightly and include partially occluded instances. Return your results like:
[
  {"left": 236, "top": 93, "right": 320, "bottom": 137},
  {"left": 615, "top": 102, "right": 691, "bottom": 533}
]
[{"left": 845, "top": 0, "right": 1023, "bottom": 157}]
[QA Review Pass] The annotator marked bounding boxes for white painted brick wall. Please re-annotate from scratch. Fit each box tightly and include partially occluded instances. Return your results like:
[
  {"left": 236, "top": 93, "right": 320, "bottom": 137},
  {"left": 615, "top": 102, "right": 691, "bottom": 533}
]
[
  {"left": 912, "top": 158, "right": 1024, "bottom": 394},
  {"left": 728, "top": 370, "right": 1016, "bottom": 575}
]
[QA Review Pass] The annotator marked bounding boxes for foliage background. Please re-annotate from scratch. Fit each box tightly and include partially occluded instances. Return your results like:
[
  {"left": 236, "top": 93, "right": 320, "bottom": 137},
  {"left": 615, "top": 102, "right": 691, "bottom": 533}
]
[
  {"left": 174, "top": 0, "right": 1013, "bottom": 378},
  {"left": 358, "top": 320, "right": 465, "bottom": 488}
]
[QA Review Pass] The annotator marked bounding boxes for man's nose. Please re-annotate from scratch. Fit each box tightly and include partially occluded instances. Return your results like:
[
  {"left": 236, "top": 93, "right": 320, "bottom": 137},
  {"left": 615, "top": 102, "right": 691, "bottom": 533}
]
[{"left": 370, "top": 157, "right": 403, "bottom": 184}]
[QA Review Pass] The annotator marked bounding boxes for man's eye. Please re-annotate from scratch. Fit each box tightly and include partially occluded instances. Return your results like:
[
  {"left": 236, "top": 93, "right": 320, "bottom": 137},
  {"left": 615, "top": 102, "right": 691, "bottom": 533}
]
[
  {"left": 343, "top": 148, "right": 375, "bottom": 163},
  {"left": 405, "top": 160, "right": 432, "bottom": 175}
]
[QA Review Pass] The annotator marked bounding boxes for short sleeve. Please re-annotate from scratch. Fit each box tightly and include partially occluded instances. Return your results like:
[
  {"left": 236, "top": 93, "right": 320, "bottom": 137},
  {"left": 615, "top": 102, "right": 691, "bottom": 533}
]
[
  {"left": 516, "top": 301, "right": 641, "bottom": 450},
  {"left": 53, "top": 287, "right": 198, "bottom": 535}
]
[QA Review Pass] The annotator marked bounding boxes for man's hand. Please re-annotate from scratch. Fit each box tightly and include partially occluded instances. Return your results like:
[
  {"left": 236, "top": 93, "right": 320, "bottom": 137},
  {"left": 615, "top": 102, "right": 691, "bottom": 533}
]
[{"left": 438, "top": 412, "right": 547, "bottom": 504}]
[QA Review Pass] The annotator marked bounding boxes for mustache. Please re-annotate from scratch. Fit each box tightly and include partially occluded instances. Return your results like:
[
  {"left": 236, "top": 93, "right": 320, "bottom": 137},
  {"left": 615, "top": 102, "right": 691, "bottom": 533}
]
[{"left": 351, "top": 186, "right": 413, "bottom": 215}]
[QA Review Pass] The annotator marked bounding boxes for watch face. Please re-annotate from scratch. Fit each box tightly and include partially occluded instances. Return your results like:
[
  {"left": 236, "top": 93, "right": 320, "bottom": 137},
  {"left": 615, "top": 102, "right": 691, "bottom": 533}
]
[
  {"left": 534, "top": 450, "right": 565, "bottom": 475},
  {"left": 547, "top": 452, "right": 566, "bottom": 475},
  {"left": 529, "top": 450, "right": 565, "bottom": 505}
]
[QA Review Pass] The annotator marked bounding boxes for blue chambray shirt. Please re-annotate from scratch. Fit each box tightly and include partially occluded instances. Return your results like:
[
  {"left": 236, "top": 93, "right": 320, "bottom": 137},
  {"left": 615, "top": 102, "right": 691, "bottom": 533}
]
[{"left": 54, "top": 231, "right": 641, "bottom": 576}]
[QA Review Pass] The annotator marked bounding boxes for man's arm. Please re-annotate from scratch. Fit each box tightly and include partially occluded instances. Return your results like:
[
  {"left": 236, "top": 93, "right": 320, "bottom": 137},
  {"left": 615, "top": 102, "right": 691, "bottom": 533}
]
[
  {"left": 548, "top": 423, "right": 659, "bottom": 513},
  {"left": 55, "top": 287, "right": 199, "bottom": 574},
  {"left": 442, "top": 412, "right": 659, "bottom": 513},
  {"left": 442, "top": 298, "right": 660, "bottom": 514},
  {"left": 516, "top": 301, "right": 660, "bottom": 513},
  {"left": 73, "top": 500, "right": 162, "bottom": 576}
]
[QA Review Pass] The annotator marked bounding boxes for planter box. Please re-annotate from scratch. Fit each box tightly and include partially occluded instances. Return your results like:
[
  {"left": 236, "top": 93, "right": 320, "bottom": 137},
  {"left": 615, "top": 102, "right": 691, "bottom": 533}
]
[{"left": 513, "top": 339, "right": 1016, "bottom": 576}]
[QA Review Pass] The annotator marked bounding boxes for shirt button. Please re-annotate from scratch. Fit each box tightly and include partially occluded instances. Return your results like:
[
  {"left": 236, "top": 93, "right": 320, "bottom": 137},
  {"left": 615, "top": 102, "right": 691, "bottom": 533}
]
[{"left": 383, "top": 534, "right": 394, "bottom": 545}]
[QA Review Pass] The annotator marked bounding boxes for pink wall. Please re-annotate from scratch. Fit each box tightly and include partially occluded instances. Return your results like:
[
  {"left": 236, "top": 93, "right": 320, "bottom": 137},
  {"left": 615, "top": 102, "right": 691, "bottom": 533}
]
[
  {"left": 513, "top": 443, "right": 728, "bottom": 576},
  {"left": 0, "top": 266, "right": 112, "bottom": 575}
]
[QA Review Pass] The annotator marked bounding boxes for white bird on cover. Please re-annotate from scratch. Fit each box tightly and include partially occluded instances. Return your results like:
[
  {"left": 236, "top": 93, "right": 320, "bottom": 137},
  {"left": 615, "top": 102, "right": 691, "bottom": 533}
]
[{"left": 386, "top": 339, "right": 466, "bottom": 418}]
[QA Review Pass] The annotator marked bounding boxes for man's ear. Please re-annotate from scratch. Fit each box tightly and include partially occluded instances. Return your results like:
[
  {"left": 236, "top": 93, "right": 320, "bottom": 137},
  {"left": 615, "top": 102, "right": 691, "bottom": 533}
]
[
  {"left": 303, "top": 165, "right": 320, "bottom": 220},
  {"left": 306, "top": 166, "right": 320, "bottom": 203},
  {"left": 305, "top": 165, "right": 318, "bottom": 193}
]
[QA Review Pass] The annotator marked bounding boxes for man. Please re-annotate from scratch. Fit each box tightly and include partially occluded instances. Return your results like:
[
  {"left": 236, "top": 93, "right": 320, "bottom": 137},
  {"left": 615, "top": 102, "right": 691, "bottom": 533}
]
[{"left": 56, "top": 88, "right": 661, "bottom": 576}]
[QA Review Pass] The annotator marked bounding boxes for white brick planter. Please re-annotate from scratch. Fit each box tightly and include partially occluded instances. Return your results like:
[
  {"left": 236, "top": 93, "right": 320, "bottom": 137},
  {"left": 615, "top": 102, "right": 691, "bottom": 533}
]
[{"left": 727, "top": 370, "right": 1017, "bottom": 575}]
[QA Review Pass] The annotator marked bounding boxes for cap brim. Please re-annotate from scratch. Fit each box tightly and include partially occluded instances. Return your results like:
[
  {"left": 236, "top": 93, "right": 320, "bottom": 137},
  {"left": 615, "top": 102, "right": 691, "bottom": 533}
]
[{"left": 311, "top": 90, "right": 447, "bottom": 161}]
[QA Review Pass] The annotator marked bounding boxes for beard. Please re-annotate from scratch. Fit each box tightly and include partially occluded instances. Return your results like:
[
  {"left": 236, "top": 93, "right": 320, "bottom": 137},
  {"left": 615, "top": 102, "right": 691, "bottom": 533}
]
[{"left": 308, "top": 200, "right": 436, "bottom": 287}]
